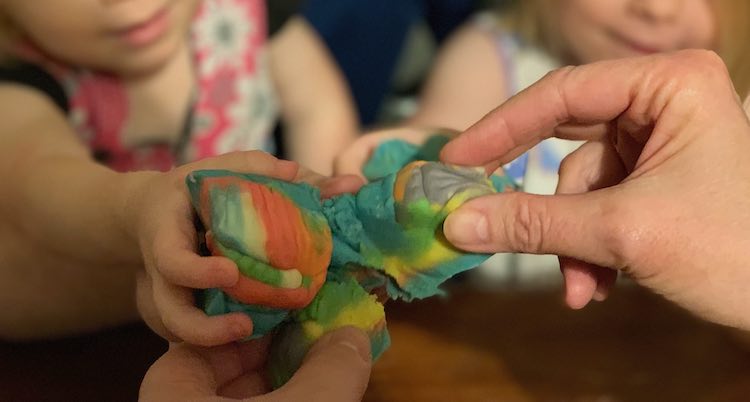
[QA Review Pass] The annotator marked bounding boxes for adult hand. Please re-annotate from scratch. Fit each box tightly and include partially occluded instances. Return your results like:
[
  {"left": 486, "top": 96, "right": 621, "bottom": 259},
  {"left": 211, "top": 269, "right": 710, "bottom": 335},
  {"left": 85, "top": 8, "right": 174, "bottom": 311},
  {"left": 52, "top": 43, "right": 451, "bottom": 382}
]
[
  {"left": 130, "top": 151, "right": 363, "bottom": 346},
  {"left": 139, "top": 326, "right": 372, "bottom": 401},
  {"left": 441, "top": 50, "right": 750, "bottom": 330}
]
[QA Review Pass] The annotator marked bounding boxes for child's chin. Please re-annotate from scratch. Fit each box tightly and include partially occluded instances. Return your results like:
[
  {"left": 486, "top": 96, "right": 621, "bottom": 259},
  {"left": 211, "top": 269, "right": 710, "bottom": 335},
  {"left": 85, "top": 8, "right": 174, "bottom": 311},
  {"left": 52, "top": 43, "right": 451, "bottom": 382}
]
[
  {"left": 117, "top": 60, "right": 167, "bottom": 79},
  {"left": 110, "top": 38, "right": 180, "bottom": 78}
]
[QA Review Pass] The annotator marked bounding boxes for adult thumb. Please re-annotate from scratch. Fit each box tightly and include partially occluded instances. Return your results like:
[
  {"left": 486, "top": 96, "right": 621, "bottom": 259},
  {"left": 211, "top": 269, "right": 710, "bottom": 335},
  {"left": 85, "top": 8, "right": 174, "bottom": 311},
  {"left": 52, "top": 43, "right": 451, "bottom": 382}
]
[
  {"left": 252, "top": 327, "right": 372, "bottom": 402},
  {"left": 443, "top": 191, "right": 625, "bottom": 270}
]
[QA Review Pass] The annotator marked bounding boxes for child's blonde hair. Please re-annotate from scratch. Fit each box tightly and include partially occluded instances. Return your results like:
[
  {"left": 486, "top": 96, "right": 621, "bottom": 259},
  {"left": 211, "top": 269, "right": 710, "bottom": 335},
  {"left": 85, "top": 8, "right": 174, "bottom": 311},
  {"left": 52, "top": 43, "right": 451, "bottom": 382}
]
[{"left": 500, "top": 0, "right": 750, "bottom": 97}]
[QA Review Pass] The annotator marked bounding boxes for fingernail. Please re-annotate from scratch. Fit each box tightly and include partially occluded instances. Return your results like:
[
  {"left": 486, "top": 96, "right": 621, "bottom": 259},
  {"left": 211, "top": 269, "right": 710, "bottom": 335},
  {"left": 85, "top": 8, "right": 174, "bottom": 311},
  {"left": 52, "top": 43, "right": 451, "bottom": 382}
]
[
  {"left": 445, "top": 210, "right": 489, "bottom": 245},
  {"left": 278, "top": 159, "right": 298, "bottom": 169},
  {"left": 311, "top": 328, "right": 370, "bottom": 363}
]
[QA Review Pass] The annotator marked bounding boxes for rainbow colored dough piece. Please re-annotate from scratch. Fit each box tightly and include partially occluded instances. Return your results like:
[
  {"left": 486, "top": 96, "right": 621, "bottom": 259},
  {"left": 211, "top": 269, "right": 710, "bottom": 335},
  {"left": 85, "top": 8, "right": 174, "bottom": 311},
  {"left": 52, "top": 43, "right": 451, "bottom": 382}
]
[
  {"left": 267, "top": 277, "right": 389, "bottom": 388},
  {"left": 187, "top": 170, "right": 332, "bottom": 336},
  {"left": 187, "top": 161, "right": 514, "bottom": 384},
  {"left": 323, "top": 161, "right": 507, "bottom": 300}
]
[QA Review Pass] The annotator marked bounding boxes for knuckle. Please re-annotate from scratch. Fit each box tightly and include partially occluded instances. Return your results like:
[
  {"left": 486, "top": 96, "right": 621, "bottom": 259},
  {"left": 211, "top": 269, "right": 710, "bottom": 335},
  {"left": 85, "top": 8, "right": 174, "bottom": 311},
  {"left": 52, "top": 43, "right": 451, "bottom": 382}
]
[
  {"left": 542, "top": 65, "right": 578, "bottom": 119},
  {"left": 543, "top": 65, "right": 577, "bottom": 85},
  {"left": 505, "top": 193, "right": 548, "bottom": 253},
  {"left": 157, "top": 301, "right": 190, "bottom": 337},
  {"left": 598, "top": 199, "right": 644, "bottom": 269},
  {"left": 664, "top": 50, "right": 730, "bottom": 92},
  {"left": 150, "top": 253, "right": 169, "bottom": 278},
  {"left": 149, "top": 240, "right": 173, "bottom": 277},
  {"left": 676, "top": 49, "right": 725, "bottom": 75},
  {"left": 162, "top": 317, "right": 187, "bottom": 341}
]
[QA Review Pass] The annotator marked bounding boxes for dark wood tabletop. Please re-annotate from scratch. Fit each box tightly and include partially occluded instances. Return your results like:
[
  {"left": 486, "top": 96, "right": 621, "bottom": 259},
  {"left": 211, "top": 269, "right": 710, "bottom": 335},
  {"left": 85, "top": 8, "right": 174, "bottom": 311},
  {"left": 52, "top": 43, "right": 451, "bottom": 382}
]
[
  {"left": 2, "top": 284, "right": 749, "bottom": 402},
  {"left": 367, "top": 284, "right": 750, "bottom": 402}
]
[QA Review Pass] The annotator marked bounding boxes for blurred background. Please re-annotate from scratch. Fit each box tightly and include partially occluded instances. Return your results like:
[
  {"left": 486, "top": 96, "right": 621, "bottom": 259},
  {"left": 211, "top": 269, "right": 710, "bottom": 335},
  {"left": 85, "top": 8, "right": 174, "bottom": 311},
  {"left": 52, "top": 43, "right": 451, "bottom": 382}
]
[
  {"left": 3, "top": 1, "right": 750, "bottom": 401},
  {"left": 269, "top": 0, "right": 506, "bottom": 126}
]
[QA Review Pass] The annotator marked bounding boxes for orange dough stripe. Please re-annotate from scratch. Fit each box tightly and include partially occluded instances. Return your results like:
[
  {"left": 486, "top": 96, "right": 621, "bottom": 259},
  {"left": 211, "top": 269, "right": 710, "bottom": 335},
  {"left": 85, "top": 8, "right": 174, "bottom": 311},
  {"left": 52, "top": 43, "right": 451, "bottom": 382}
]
[{"left": 213, "top": 182, "right": 331, "bottom": 309}]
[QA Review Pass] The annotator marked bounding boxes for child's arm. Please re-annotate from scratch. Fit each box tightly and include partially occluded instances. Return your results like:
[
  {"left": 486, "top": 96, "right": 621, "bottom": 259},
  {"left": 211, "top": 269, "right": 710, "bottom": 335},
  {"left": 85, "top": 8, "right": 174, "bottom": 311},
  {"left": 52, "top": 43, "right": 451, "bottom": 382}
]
[
  {"left": 0, "top": 85, "right": 142, "bottom": 266},
  {"left": 334, "top": 25, "right": 510, "bottom": 177},
  {"left": 334, "top": 126, "right": 456, "bottom": 178},
  {"left": 0, "top": 85, "right": 146, "bottom": 339},
  {"left": 0, "top": 85, "right": 295, "bottom": 343},
  {"left": 408, "top": 24, "right": 509, "bottom": 130},
  {"left": 269, "top": 16, "right": 358, "bottom": 175}
]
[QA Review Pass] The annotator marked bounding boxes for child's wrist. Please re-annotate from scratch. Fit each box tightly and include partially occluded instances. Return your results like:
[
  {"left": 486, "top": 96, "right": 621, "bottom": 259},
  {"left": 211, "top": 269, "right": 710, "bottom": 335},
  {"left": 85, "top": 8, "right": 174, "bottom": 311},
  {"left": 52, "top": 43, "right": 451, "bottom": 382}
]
[{"left": 117, "top": 170, "right": 160, "bottom": 257}]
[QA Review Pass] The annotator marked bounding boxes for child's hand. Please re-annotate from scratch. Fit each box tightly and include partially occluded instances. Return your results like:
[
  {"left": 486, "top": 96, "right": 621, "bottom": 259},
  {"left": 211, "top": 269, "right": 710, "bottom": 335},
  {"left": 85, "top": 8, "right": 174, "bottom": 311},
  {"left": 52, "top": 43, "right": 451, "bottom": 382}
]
[
  {"left": 334, "top": 127, "right": 456, "bottom": 178},
  {"left": 130, "top": 151, "right": 365, "bottom": 346},
  {"left": 131, "top": 151, "right": 300, "bottom": 346},
  {"left": 295, "top": 166, "right": 365, "bottom": 199}
]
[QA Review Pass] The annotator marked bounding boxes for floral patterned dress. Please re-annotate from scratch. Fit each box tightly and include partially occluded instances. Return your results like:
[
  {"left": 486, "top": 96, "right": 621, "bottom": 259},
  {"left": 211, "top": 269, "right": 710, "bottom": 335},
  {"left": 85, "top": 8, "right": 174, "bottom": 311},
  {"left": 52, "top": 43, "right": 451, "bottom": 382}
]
[{"left": 21, "top": 0, "right": 278, "bottom": 172}]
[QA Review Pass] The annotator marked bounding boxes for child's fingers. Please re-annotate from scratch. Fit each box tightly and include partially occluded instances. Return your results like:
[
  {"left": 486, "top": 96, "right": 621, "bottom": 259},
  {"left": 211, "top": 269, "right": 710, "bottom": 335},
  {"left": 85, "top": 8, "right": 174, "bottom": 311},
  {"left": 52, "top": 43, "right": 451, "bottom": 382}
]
[
  {"left": 136, "top": 271, "right": 180, "bottom": 342},
  {"left": 317, "top": 175, "right": 366, "bottom": 199},
  {"left": 156, "top": 251, "right": 239, "bottom": 289},
  {"left": 294, "top": 167, "right": 365, "bottom": 198},
  {"left": 153, "top": 277, "right": 253, "bottom": 346},
  {"left": 150, "top": 207, "right": 239, "bottom": 289},
  {"left": 183, "top": 150, "right": 299, "bottom": 181},
  {"left": 333, "top": 140, "right": 376, "bottom": 177},
  {"left": 293, "top": 166, "right": 328, "bottom": 185}
]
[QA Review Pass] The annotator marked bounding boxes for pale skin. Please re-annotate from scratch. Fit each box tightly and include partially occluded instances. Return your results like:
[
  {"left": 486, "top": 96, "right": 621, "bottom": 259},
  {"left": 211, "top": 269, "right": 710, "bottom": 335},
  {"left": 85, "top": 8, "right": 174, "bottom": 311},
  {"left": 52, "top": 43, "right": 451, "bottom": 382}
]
[
  {"left": 0, "top": 0, "right": 357, "bottom": 341},
  {"left": 442, "top": 50, "right": 750, "bottom": 331},
  {"left": 270, "top": 16, "right": 358, "bottom": 175}
]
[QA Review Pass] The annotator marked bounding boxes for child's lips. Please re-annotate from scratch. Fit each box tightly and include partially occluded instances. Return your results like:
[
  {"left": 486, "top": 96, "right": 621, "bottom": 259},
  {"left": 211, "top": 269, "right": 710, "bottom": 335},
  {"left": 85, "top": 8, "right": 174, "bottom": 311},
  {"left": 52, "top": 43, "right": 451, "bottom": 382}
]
[{"left": 116, "top": 7, "right": 170, "bottom": 47}]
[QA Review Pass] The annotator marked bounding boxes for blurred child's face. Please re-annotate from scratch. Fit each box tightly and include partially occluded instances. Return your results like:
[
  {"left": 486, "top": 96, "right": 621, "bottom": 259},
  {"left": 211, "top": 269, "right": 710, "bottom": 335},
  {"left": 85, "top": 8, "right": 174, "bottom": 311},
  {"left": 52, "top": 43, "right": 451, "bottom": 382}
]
[
  {"left": 556, "top": 0, "right": 715, "bottom": 63},
  {"left": 0, "top": 0, "right": 200, "bottom": 76}
]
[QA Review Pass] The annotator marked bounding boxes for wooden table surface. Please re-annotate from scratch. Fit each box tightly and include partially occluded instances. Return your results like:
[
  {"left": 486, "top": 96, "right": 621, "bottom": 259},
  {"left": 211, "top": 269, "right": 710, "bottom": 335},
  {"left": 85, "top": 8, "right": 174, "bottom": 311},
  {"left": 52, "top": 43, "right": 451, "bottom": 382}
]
[{"left": 2, "top": 284, "right": 749, "bottom": 402}]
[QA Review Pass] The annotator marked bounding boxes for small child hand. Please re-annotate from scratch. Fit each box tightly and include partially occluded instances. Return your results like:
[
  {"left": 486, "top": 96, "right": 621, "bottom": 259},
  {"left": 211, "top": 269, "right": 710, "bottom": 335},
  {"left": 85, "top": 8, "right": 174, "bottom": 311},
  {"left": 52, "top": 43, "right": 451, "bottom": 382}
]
[
  {"left": 334, "top": 127, "right": 457, "bottom": 178},
  {"left": 294, "top": 166, "right": 365, "bottom": 198},
  {"left": 130, "top": 151, "right": 299, "bottom": 346}
]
